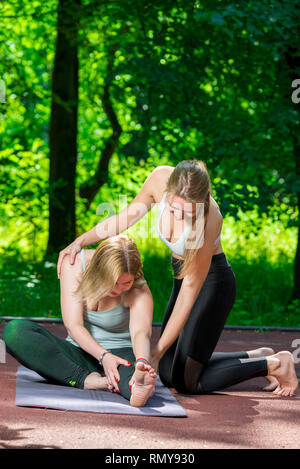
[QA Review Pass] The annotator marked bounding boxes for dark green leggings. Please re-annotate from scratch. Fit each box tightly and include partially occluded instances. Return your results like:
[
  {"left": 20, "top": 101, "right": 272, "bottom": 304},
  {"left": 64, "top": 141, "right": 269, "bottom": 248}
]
[{"left": 3, "top": 319, "right": 136, "bottom": 401}]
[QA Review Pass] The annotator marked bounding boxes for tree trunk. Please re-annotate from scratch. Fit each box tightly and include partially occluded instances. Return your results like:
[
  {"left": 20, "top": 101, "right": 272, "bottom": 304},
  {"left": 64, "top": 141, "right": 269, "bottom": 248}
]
[{"left": 46, "top": 0, "right": 81, "bottom": 255}]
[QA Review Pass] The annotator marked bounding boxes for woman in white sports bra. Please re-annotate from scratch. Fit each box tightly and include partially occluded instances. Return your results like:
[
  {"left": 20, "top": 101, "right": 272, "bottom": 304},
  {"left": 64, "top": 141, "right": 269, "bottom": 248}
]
[{"left": 56, "top": 160, "right": 298, "bottom": 398}]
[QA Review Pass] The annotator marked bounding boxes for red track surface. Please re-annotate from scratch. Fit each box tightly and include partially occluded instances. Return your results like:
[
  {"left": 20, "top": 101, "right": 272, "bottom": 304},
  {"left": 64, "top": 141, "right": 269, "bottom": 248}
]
[{"left": 0, "top": 322, "right": 299, "bottom": 449}]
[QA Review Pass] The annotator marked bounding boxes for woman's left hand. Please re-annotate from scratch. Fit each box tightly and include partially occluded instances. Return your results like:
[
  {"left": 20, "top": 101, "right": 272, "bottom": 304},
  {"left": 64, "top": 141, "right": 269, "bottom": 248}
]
[{"left": 128, "top": 370, "right": 137, "bottom": 390}]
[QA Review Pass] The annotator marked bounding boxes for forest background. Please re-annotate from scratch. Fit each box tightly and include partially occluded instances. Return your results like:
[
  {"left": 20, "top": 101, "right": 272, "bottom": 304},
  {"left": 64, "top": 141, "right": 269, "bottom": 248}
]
[{"left": 0, "top": 0, "right": 300, "bottom": 327}]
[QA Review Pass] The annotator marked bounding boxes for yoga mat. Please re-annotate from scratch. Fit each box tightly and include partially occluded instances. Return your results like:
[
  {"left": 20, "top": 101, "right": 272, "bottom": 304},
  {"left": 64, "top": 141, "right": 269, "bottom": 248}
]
[{"left": 15, "top": 366, "right": 187, "bottom": 417}]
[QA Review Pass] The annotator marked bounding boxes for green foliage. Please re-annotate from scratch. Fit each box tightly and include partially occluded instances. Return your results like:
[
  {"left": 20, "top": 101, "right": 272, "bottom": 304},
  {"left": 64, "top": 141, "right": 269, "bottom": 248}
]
[
  {"left": 0, "top": 0, "right": 299, "bottom": 325},
  {"left": 1, "top": 211, "right": 299, "bottom": 327}
]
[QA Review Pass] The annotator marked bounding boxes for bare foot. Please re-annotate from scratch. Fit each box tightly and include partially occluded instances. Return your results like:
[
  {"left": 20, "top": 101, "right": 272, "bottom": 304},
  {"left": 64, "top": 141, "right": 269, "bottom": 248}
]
[
  {"left": 84, "top": 372, "right": 110, "bottom": 390},
  {"left": 130, "top": 361, "right": 157, "bottom": 407},
  {"left": 246, "top": 347, "right": 279, "bottom": 391},
  {"left": 267, "top": 351, "right": 299, "bottom": 397},
  {"left": 263, "top": 375, "right": 279, "bottom": 392}
]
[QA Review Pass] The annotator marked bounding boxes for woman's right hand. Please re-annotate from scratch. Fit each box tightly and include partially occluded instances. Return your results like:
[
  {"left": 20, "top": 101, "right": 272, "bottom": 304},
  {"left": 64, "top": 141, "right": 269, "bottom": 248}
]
[
  {"left": 57, "top": 241, "right": 82, "bottom": 279},
  {"left": 102, "top": 353, "right": 132, "bottom": 393}
]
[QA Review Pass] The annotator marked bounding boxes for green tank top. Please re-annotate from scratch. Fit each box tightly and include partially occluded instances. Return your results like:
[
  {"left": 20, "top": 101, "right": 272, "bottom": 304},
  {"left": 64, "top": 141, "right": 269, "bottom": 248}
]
[{"left": 65, "top": 249, "right": 147, "bottom": 350}]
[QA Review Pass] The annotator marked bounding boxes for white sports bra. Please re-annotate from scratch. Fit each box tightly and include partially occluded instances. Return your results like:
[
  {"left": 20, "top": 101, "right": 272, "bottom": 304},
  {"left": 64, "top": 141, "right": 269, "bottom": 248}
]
[{"left": 156, "top": 193, "right": 221, "bottom": 257}]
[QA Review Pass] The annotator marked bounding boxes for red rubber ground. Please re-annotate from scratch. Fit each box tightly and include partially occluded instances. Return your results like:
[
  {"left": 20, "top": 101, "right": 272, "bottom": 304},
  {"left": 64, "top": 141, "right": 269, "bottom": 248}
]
[{"left": 0, "top": 322, "right": 299, "bottom": 449}]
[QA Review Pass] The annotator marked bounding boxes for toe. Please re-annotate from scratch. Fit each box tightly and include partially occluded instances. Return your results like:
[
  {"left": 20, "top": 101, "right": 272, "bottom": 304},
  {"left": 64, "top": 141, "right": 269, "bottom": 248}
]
[
  {"left": 263, "top": 384, "right": 277, "bottom": 391},
  {"left": 273, "top": 385, "right": 282, "bottom": 395}
]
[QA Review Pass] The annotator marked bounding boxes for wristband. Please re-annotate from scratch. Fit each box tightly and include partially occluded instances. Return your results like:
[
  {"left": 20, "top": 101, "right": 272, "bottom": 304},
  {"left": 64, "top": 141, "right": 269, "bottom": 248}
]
[
  {"left": 135, "top": 357, "right": 151, "bottom": 366},
  {"left": 99, "top": 350, "right": 112, "bottom": 367}
]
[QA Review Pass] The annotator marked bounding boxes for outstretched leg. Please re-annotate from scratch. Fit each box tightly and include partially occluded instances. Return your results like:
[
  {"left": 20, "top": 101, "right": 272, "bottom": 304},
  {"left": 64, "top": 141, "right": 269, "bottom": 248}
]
[
  {"left": 3, "top": 319, "right": 99, "bottom": 388},
  {"left": 130, "top": 361, "right": 157, "bottom": 407}
]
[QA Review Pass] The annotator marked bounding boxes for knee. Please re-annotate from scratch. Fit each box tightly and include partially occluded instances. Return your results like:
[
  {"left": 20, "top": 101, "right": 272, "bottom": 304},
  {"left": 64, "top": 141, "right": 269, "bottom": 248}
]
[
  {"left": 2, "top": 319, "right": 31, "bottom": 350},
  {"left": 178, "top": 355, "right": 204, "bottom": 395},
  {"left": 182, "top": 378, "right": 201, "bottom": 394}
]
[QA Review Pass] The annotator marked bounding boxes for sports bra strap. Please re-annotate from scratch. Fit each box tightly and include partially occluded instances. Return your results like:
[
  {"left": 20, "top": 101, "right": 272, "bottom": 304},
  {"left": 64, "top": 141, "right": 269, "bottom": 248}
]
[
  {"left": 80, "top": 248, "right": 86, "bottom": 273},
  {"left": 158, "top": 192, "right": 167, "bottom": 214}
]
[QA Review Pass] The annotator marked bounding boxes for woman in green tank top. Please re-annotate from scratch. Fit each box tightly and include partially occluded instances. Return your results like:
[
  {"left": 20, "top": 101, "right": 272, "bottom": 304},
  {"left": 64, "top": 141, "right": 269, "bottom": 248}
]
[{"left": 3, "top": 235, "right": 157, "bottom": 407}]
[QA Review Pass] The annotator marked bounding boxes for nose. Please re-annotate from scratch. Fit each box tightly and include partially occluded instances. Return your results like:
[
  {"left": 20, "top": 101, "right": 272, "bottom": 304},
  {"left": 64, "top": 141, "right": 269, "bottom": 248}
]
[{"left": 113, "top": 285, "right": 126, "bottom": 295}]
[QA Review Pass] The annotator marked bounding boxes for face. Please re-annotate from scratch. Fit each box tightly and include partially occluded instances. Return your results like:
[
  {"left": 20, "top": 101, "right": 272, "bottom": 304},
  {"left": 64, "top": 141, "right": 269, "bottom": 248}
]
[
  {"left": 166, "top": 194, "right": 202, "bottom": 220},
  {"left": 109, "top": 272, "right": 135, "bottom": 297}
]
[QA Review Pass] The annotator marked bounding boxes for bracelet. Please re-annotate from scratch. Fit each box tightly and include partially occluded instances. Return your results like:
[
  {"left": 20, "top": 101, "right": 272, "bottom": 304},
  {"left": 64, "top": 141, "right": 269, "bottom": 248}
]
[
  {"left": 135, "top": 357, "right": 151, "bottom": 366},
  {"left": 99, "top": 350, "right": 112, "bottom": 367}
]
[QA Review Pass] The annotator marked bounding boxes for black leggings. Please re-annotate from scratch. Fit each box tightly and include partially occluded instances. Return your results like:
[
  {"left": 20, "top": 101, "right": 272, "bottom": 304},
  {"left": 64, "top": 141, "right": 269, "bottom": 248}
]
[
  {"left": 158, "top": 253, "right": 268, "bottom": 394},
  {"left": 3, "top": 319, "right": 135, "bottom": 401}
]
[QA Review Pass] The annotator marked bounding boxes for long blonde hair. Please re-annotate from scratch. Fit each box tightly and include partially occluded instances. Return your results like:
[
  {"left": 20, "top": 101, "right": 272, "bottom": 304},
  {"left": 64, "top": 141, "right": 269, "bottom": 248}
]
[
  {"left": 165, "top": 159, "right": 211, "bottom": 279},
  {"left": 75, "top": 235, "right": 145, "bottom": 306}
]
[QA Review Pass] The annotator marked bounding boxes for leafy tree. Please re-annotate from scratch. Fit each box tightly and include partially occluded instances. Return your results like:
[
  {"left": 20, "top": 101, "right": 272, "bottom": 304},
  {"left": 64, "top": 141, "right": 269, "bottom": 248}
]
[
  {"left": 0, "top": 0, "right": 299, "bottom": 304},
  {"left": 47, "top": 0, "right": 81, "bottom": 253}
]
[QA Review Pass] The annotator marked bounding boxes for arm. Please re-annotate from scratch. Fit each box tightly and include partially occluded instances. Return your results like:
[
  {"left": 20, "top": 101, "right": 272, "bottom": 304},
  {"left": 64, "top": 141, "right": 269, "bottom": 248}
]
[
  {"left": 60, "top": 256, "right": 130, "bottom": 390},
  {"left": 127, "top": 283, "right": 155, "bottom": 384},
  {"left": 57, "top": 166, "right": 163, "bottom": 278},
  {"left": 128, "top": 283, "right": 154, "bottom": 363},
  {"left": 60, "top": 255, "right": 107, "bottom": 361},
  {"left": 151, "top": 220, "right": 220, "bottom": 366}
]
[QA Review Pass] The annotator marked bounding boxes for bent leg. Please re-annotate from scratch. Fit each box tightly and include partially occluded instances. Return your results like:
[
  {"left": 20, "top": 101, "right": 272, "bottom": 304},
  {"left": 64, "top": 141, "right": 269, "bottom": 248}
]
[
  {"left": 183, "top": 352, "right": 250, "bottom": 394},
  {"left": 209, "top": 351, "right": 249, "bottom": 362},
  {"left": 158, "top": 274, "right": 183, "bottom": 387},
  {"left": 198, "top": 355, "right": 268, "bottom": 393},
  {"left": 171, "top": 268, "right": 237, "bottom": 393},
  {"left": 186, "top": 268, "right": 237, "bottom": 365}
]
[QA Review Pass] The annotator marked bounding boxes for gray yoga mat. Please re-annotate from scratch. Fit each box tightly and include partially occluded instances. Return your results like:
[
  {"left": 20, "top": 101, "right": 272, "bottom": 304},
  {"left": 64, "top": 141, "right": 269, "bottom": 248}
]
[{"left": 15, "top": 366, "right": 187, "bottom": 417}]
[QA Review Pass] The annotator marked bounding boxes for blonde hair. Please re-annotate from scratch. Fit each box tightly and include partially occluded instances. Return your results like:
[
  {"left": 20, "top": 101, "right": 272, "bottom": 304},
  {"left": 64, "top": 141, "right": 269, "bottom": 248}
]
[
  {"left": 165, "top": 159, "right": 211, "bottom": 279},
  {"left": 75, "top": 235, "right": 145, "bottom": 306}
]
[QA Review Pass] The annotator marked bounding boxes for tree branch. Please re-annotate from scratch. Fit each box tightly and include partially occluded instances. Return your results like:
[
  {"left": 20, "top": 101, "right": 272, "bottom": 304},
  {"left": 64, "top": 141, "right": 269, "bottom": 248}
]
[{"left": 79, "top": 44, "right": 122, "bottom": 209}]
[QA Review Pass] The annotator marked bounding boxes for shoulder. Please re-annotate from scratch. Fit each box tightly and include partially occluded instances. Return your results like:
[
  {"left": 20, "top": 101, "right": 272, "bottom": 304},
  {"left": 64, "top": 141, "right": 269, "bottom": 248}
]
[
  {"left": 134, "top": 166, "right": 174, "bottom": 208},
  {"left": 150, "top": 166, "right": 174, "bottom": 203},
  {"left": 152, "top": 165, "right": 174, "bottom": 185},
  {"left": 123, "top": 281, "right": 152, "bottom": 308},
  {"left": 60, "top": 252, "right": 84, "bottom": 282},
  {"left": 152, "top": 165, "right": 174, "bottom": 176},
  {"left": 145, "top": 165, "right": 173, "bottom": 187},
  {"left": 201, "top": 196, "right": 223, "bottom": 248},
  {"left": 208, "top": 195, "right": 223, "bottom": 227}
]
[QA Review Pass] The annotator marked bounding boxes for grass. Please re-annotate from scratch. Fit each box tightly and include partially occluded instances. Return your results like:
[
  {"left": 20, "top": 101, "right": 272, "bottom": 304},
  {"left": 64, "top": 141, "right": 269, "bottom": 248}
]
[{"left": 0, "top": 209, "right": 299, "bottom": 328}]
